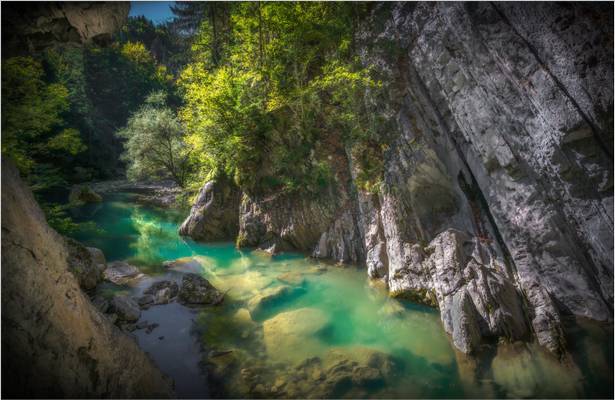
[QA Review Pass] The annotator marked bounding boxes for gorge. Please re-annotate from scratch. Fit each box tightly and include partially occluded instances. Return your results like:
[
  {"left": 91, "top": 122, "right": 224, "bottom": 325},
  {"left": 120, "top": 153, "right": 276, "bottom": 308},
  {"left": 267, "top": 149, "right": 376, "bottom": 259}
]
[{"left": 1, "top": 1, "right": 613, "bottom": 399}]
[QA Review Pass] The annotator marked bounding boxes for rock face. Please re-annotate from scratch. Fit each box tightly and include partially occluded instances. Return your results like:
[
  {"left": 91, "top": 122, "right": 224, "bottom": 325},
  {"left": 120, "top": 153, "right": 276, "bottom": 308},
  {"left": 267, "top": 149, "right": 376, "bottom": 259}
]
[
  {"left": 1, "top": 159, "right": 174, "bottom": 398},
  {"left": 179, "top": 177, "right": 241, "bottom": 241},
  {"left": 181, "top": 3, "right": 613, "bottom": 355},
  {"left": 64, "top": 237, "right": 104, "bottom": 291},
  {"left": 389, "top": 229, "right": 529, "bottom": 353},
  {"left": 2, "top": 2, "right": 130, "bottom": 54}
]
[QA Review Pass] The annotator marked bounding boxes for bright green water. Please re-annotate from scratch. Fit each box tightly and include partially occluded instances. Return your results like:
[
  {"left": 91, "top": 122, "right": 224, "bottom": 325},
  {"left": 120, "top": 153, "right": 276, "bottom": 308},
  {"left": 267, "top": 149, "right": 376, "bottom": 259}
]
[{"left": 71, "top": 193, "right": 614, "bottom": 399}]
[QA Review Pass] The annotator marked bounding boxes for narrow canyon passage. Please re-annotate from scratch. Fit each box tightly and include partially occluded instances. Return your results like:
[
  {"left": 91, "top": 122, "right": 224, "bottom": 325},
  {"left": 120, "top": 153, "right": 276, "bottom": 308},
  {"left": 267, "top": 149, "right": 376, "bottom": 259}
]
[{"left": 1, "top": 1, "right": 612, "bottom": 399}]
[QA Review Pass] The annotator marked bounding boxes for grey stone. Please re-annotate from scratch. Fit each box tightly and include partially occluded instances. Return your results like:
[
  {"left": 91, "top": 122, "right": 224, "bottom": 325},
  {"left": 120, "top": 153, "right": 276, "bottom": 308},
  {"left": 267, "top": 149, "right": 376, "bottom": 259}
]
[
  {"left": 109, "top": 295, "right": 141, "bottom": 322},
  {"left": 178, "top": 178, "right": 241, "bottom": 241}
]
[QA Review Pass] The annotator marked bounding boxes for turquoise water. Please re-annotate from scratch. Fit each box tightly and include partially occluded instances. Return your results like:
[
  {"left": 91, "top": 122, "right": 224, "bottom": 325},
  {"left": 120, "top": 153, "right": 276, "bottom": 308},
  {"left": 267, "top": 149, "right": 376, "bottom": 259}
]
[{"left": 70, "top": 193, "right": 613, "bottom": 399}]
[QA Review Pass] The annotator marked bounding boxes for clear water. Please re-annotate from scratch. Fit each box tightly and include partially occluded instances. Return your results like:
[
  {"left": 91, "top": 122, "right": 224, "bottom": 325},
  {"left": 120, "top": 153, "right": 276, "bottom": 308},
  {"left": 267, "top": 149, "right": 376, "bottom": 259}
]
[{"left": 70, "top": 193, "right": 614, "bottom": 399}]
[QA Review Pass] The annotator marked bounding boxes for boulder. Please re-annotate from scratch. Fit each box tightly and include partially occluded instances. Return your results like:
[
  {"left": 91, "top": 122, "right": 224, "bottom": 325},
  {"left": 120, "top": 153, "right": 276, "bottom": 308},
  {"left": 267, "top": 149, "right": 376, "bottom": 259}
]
[
  {"left": 64, "top": 237, "right": 103, "bottom": 291},
  {"left": 109, "top": 295, "right": 141, "bottom": 322},
  {"left": 247, "top": 285, "right": 295, "bottom": 319},
  {"left": 144, "top": 280, "right": 179, "bottom": 305},
  {"left": 178, "top": 273, "right": 223, "bottom": 305},
  {"left": 104, "top": 261, "right": 141, "bottom": 284},
  {"left": 178, "top": 178, "right": 241, "bottom": 241}
]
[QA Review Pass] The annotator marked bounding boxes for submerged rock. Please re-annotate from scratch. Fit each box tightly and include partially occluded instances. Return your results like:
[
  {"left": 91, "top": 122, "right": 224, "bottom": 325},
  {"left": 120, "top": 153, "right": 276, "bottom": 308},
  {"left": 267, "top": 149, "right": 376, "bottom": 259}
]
[
  {"left": 247, "top": 285, "right": 298, "bottom": 319},
  {"left": 263, "top": 308, "right": 329, "bottom": 363},
  {"left": 178, "top": 273, "right": 224, "bottom": 305}
]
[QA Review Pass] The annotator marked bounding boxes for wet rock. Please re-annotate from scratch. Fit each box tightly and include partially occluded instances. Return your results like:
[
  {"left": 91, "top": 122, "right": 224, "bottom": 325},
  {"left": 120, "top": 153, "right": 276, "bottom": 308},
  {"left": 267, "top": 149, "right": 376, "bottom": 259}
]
[
  {"left": 277, "top": 271, "right": 305, "bottom": 285},
  {"left": 64, "top": 237, "right": 103, "bottom": 291},
  {"left": 352, "top": 366, "right": 383, "bottom": 385},
  {"left": 178, "top": 178, "right": 241, "bottom": 241},
  {"left": 247, "top": 285, "right": 295, "bottom": 318},
  {"left": 178, "top": 273, "right": 223, "bottom": 305},
  {"left": 135, "top": 320, "right": 149, "bottom": 330},
  {"left": 104, "top": 261, "right": 141, "bottom": 284},
  {"left": 109, "top": 295, "right": 141, "bottom": 322},
  {"left": 144, "top": 280, "right": 179, "bottom": 305}
]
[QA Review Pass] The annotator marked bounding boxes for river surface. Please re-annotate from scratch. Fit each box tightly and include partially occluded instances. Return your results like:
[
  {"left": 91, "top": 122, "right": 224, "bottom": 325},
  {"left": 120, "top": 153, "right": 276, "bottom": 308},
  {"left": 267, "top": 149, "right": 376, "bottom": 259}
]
[{"left": 70, "top": 192, "right": 613, "bottom": 398}]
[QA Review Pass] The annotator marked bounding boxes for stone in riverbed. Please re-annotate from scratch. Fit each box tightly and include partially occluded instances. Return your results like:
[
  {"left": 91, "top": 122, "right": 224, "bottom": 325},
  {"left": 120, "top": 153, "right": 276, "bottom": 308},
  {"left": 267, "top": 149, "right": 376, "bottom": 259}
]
[
  {"left": 277, "top": 271, "right": 305, "bottom": 285},
  {"left": 144, "top": 280, "right": 179, "bottom": 305},
  {"left": 137, "top": 294, "right": 155, "bottom": 309},
  {"left": 104, "top": 261, "right": 142, "bottom": 284},
  {"left": 178, "top": 273, "right": 223, "bottom": 305},
  {"left": 247, "top": 285, "right": 297, "bottom": 319},
  {"left": 263, "top": 308, "right": 329, "bottom": 363},
  {"left": 109, "top": 295, "right": 141, "bottom": 322}
]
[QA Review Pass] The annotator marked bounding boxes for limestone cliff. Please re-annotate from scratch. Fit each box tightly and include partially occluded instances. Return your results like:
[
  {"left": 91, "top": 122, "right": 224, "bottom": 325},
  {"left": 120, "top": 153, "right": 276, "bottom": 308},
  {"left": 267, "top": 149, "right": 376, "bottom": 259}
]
[
  {"left": 1, "top": 161, "right": 174, "bottom": 397},
  {"left": 180, "top": 2, "right": 613, "bottom": 355}
]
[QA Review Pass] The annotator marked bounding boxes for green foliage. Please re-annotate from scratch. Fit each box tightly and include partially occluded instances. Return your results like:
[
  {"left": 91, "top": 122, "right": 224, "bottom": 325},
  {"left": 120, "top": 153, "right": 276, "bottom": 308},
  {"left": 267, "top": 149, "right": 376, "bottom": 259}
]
[
  {"left": 117, "top": 91, "right": 193, "bottom": 187},
  {"left": 179, "top": 2, "right": 385, "bottom": 195},
  {"left": 41, "top": 202, "right": 100, "bottom": 235},
  {"left": 1, "top": 56, "right": 77, "bottom": 173}
]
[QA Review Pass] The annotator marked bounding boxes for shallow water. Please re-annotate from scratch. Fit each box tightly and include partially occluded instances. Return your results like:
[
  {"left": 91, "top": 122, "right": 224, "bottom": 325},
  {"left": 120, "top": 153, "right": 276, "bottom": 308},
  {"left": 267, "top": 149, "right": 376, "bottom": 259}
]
[{"left": 71, "top": 193, "right": 613, "bottom": 398}]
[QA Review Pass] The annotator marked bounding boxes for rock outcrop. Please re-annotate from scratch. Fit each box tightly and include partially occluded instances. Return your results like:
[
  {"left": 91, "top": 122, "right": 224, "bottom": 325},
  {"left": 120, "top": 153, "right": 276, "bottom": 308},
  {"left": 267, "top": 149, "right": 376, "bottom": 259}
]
[
  {"left": 181, "top": 2, "right": 613, "bottom": 356},
  {"left": 1, "top": 159, "right": 174, "bottom": 398},
  {"left": 2, "top": 2, "right": 130, "bottom": 55},
  {"left": 179, "top": 177, "right": 241, "bottom": 241}
]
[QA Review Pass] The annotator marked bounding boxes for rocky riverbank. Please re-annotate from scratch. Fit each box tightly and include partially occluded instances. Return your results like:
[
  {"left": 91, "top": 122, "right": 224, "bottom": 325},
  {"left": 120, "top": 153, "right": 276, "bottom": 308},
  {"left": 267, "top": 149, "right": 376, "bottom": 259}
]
[
  {"left": 1, "top": 160, "right": 174, "bottom": 398},
  {"left": 178, "top": 2, "right": 613, "bottom": 358}
]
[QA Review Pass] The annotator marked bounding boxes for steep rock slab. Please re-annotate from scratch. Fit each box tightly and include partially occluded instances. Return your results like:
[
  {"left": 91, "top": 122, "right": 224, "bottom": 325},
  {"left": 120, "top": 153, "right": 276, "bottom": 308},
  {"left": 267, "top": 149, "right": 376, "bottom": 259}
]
[
  {"left": 179, "top": 178, "right": 241, "bottom": 241},
  {"left": 1, "top": 160, "right": 174, "bottom": 398},
  {"left": 357, "top": 2, "right": 612, "bottom": 353},
  {"left": 389, "top": 229, "right": 529, "bottom": 353}
]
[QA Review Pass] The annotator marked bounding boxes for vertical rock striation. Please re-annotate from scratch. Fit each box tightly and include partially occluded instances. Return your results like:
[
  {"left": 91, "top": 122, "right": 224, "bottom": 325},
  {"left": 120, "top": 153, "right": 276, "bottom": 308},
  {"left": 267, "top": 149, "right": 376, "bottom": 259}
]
[{"left": 180, "top": 2, "right": 613, "bottom": 355}]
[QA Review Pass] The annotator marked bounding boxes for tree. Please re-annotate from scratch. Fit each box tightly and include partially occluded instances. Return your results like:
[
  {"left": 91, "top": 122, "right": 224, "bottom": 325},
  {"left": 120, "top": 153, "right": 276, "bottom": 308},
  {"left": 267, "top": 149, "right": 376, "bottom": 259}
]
[
  {"left": 1, "top": 56, "right": 86, "bottom": 179},
  {"left": 117, "top": 91, "right": 192, "bottom": 187},
  {"left": 178, "top": 3, "right": 381, "bottom": 195}
]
